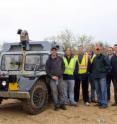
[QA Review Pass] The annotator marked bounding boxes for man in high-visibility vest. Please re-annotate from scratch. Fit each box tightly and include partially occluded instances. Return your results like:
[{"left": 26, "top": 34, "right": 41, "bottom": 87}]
[
  {"left": 88, "top": 48, "right": 97, "bottom": 103},
  {"left": 74, "top": 46, "right": 90, "bottom": 106},
  {"left": 63, "top": 48, "right": 77, "bottom": 106}
]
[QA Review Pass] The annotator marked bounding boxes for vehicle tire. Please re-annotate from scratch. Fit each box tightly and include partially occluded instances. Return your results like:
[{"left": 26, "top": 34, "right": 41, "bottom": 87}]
[{"left": 22, "top": 80, "right": 48, "bottom": 115}]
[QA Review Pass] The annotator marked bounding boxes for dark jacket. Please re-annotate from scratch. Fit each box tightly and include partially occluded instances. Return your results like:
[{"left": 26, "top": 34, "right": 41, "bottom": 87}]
[
  {"left": 111, "top": 54, "right": 117, "bottom": 77},
  {"left": 91, "top": 54, "right": 110, "bottom": 79},
  {"left": 46, "top": 55, "right": 65, "bottom": 78},
  {"left": 107, "top": 55, "right": 113, "bottom": 76}
]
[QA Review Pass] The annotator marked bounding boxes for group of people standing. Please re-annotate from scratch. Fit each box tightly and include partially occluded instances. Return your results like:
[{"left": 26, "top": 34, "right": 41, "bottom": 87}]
[{"left": 46, "top": 43, "right": 117, "bottom": 111}]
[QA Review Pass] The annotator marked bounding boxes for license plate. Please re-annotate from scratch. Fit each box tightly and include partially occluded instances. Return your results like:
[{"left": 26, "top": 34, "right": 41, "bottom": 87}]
[{"left": 9, "top": 82, "right": 19, "bottom": 91}]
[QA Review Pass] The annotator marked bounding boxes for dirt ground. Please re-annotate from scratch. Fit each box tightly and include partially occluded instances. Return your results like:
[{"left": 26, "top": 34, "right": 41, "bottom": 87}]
[{"left": 0, "top": 86, "right": 117, "bottom": 124}]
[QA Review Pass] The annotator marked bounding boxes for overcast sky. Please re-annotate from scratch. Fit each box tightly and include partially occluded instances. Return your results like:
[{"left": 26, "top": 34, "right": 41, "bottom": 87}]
[{"left": 0, "top": 0, "right": 117, "bottom": 46}]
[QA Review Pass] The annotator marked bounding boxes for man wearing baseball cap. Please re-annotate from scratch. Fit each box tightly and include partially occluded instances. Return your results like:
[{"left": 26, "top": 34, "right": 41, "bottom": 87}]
[
  {"left": 91, "top": 43, "right": 110, "bottom": 108},
  {"left": 46, "top": 45, "right": 66, "bottom": 111}
]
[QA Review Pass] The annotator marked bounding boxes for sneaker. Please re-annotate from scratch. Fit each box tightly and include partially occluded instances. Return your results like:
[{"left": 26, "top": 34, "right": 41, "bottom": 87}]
[
  {"left": 111, "top": 103, "right": 117, "bottom": 106},
  {"left": 60, "top": 105, "right": 67, "bottom": 110},
  {"left": 65, "top": 100, "right": 70, "bottom": 105},
  {"left": 94, "top": 103, "right": 102, "bottom": 106},
  {"left": 85, "top": 102, "right": 90, "bottom": 106},
  {"left": 70, "top": 102, "right": 77, "bottom": 106}
]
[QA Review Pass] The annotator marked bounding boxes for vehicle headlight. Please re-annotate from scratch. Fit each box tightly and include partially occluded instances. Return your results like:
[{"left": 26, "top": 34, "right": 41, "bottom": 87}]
[{"left": 2, "top": 81, "right": 7, "bottom": 86}]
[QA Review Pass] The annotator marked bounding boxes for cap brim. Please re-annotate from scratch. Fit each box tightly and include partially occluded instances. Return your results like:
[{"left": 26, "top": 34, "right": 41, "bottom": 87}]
[{"left": 51, "top": 47, "right": 57, "bottom": 50}]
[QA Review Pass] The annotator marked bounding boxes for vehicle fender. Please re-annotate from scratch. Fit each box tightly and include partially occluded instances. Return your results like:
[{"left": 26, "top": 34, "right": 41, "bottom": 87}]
[{"left": 18, "top": 76, "right": 39, "bottom": 92}]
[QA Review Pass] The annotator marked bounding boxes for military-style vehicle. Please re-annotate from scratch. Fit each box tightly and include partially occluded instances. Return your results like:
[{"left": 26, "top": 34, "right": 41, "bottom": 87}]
[{"left": 0, "top": 30, "right": 63, "bottom": 114}]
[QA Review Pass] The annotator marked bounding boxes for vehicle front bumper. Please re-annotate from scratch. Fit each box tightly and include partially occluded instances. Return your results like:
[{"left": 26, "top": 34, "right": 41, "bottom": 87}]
[{"left": 0, "top": 91, "right": 30, "bottom": 99}]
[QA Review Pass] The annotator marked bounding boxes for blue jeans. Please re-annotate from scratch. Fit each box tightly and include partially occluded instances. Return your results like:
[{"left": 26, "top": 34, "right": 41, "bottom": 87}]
[
  {"left": 94, "top": 77, "right": 108, "bottom": 105},
  {"left": 89, "top": 74, "right": 96, "bottom": 101},
  {"left": 50, "top": 78, "right": 65, "bottom": 106},
  {"left": 63, "top": 80, "right": 75, "bottom": 103}
]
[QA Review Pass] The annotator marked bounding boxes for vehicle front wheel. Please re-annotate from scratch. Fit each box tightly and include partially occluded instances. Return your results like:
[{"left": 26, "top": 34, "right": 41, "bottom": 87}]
[{"left": 22, "top": 80, "right": 48, "bottom": 115}]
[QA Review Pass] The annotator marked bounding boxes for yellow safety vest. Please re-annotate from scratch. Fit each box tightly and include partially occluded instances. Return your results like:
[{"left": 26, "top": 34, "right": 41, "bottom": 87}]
[
  {"left": 63, "top": 57, "right": 76, "bottom": 75},
  {"left": 77, "top": 53, "right": 88, "bottom": 74},
  {"left": 90, "top": 54, "right": 96, "bottom": 63},
  {"left": 74, "top": 55, "right": 78, "bottom": 61}
]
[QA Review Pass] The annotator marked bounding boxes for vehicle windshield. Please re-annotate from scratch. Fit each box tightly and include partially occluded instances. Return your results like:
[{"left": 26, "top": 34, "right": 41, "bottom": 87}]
[
  {"left": 24, "top": 54, "right": 48, "bottom": 71},
  {"left": 1, "top": 54, "right": 23, "bottom": 71}
]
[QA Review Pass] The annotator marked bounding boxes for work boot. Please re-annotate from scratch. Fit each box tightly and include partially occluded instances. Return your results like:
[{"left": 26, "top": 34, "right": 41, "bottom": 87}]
[
  {"left": 60, "top": 105, "right": 67, "bottom": 110},
  {"left": 54, "top": 106, "right": 59, "bottom": 111},
  {"left": 99, "top": 104, "right": 108, "bottom": 109},
  {"left": 54, "top": 104, "right": 60, "bottom": 111},
  {"left": 111, "top": 103, "right": 117, "bottom": 106}
]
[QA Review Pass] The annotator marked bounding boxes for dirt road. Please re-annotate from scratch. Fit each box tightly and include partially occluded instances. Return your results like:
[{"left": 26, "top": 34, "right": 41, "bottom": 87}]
[
  {"left": 0, "top": 99, "right": 117, "bottom": 124},
  {"left": 0, "top": 88, "right": 117, "bottom": 124}
]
